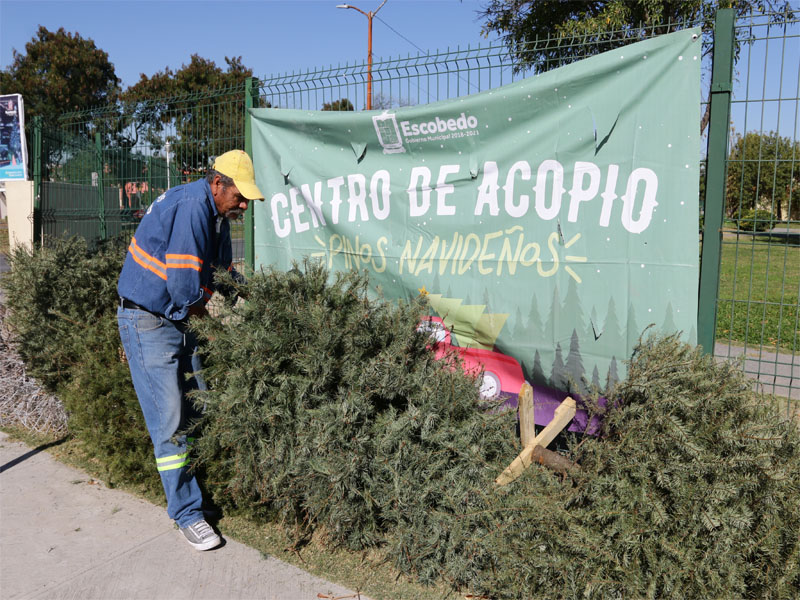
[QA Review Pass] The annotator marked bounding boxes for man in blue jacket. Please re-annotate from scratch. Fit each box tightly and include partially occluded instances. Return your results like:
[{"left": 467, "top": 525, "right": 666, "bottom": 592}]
[{"left": 117, "top": 150, "right": 263, "bottom": 551}]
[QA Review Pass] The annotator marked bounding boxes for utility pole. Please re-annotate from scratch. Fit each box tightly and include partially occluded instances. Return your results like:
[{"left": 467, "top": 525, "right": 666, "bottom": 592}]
[{"left": 337, "top": 0, "right": 388, "bottom": 109}]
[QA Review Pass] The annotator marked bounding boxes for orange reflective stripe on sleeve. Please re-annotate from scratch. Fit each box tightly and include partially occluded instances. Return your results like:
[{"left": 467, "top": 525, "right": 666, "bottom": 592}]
[
  {"left": 129, "top": 238, "right": 167, "bottom": 280},
  {"left": 166, "top": 262, "right": 202, "bottom": 272},
  {"left": 166, "top": 253, "right": 203, "bottom": 264},
  {"left": 166, "top": 253, "right": 203, "bottom": 272}
]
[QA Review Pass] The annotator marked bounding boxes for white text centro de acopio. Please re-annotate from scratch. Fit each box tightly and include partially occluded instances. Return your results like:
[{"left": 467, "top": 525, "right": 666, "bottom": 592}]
[{"left": 268, "top": 159, "right": 660, "bottom": 239}]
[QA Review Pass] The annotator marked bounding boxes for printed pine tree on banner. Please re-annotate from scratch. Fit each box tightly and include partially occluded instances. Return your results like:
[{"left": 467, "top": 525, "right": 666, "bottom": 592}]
[{"left": 565, "top": 329, "right": 587, "bottom": 395}]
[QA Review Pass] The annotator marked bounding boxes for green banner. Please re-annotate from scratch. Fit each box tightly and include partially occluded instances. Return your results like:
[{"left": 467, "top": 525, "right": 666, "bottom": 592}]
[{"left": 251, "top": 29, "right": 701, "bottom": 402}]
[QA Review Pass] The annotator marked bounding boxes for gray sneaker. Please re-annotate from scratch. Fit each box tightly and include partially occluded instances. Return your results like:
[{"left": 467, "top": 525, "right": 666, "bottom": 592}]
[{"left": 180, "top": 519, "right": 221, "bottom": 551}]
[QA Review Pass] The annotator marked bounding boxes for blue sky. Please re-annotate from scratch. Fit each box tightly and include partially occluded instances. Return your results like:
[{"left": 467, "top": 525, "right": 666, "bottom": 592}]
[{"left": 1, "top": 0, "right": 499, "bottom": 88}]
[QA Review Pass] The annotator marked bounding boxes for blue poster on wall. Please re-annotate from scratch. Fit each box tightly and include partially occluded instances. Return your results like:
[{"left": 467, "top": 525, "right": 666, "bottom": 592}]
[{"left": 0, "top": 94, "right": 29, "bottom": 181}]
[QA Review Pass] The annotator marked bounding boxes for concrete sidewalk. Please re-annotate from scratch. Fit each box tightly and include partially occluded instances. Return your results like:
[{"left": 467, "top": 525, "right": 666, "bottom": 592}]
[{"left": 0, "top": 432, "right": 367, "bottom": 600}]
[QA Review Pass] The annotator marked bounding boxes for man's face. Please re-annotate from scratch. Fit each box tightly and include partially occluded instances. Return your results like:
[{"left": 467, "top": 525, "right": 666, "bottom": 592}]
[{"left": 211, "top": 175, "right": 250, "bottom": 219}]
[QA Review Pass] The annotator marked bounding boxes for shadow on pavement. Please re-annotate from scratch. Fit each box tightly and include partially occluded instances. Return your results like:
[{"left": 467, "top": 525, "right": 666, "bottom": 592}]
[{"left": 0, "top": 436, "right": 69, "bottom": 473}]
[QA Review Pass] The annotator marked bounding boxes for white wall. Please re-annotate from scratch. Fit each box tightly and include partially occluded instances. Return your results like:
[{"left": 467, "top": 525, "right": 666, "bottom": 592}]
[{"left": 5, "top": 180, "right": 34, "bottom": 250}]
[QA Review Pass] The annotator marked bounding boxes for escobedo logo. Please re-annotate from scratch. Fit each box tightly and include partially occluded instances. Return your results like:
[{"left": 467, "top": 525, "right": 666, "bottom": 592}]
[
  {"left": 373, "top": 110, "right": 480, "bottom": 153},
  {"left": 372, "top": 111, "right": 405, "bottom": 154},
  {"left": 399, "top": 112, "right": 478, "bottom": 137}
]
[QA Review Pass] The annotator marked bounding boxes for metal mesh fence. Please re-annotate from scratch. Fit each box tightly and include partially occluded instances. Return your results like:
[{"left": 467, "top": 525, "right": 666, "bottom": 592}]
[
  {"left": 714, "top": 11, "right": 799, "bottom": 409},
  {"left": 40, "top": 84, "right": 247, "bottom": 249},
  {"left": 256, "top": 20, "right": 690, "bottom": 112},
  {"left": 38, "top": 124, "right": 175, "bottom": 243}
]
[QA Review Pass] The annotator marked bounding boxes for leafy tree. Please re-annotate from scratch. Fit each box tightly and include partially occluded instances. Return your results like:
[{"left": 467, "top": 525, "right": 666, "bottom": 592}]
[
  {"left": 477, "top": 1, "right": 794, "bottom": 133},
  {"left": 120, "top": 55, "right": 255, "bottom": 172},
  {"left": 725, "top": 130, "right": 800, "bottom": 220},
  {"left": 0, "top": 26, "right": 120, "bottom": 123},
  {"left": 321, "top": 95, "right": 413, "bottom": 111},
  {"left": 371, "top": 92, "right": 414, "bottom": 110},
  {"left": 321, "top": 98, "right": 355, "bottom": 111}
]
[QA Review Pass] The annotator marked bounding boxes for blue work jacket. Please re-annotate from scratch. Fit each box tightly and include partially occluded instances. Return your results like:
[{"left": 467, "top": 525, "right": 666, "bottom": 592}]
[{"left": 117, "top": 178, "right": 239, "bottom": 321}]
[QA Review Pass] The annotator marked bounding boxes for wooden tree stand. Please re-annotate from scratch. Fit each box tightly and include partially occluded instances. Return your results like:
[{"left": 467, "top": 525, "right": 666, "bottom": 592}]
[{"left": 496, "top": 383, "right": 580, "bottom": 485}]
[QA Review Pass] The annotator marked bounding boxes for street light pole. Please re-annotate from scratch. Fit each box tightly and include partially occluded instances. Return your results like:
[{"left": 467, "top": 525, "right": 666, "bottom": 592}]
[{"left": 337, "top": 1, "right": 387, "bottom": 110}]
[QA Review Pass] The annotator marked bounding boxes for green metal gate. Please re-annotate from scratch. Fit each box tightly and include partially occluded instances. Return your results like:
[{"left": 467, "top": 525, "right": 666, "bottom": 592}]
[{"left": 34, "top": 85, "right": 246, "bottom": 250}]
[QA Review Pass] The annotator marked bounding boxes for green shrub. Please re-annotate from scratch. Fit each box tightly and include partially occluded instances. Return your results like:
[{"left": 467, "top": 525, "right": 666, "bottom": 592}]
[
  {"left": 191, "top": 263, "right": 799, "bottom": 598},
  {"left": 1, "top": 236, "right": 127, "bottom": 390},
  {"left": 737, "top": 208, "right": 774, "bottom": 232},
  {"left": 1, "top": 236, "right": 158, "bottom": 490},
  {"left": 6, "top": 243, "right": 799, "bottom": 599},
  {"left": 58, "top": 312, "right": 160, "bottom": 491}
]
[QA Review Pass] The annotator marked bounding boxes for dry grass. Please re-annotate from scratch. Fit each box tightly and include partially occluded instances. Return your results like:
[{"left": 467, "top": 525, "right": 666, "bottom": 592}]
[{"left": 0, "top": 301, "right": 68, "bottom": 435}]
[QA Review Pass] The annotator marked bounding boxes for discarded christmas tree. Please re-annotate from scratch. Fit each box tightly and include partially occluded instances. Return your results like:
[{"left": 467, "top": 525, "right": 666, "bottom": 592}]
[
  {"left": 1, "top": 236, "right": 159, "bottom": 490},
  {"left": 189, "top": 260, "right": 518, "bottom": 550},
  {"left": 191, "top": 262, "right": 799, "bottom": 598},
  {"left": 450, "top": 333, "right": 800, "bottom": 599}
]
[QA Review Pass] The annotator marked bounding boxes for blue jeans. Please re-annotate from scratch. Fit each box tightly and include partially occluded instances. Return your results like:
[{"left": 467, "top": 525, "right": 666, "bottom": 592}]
[{"left": 117, "top": 306, "right": 205, "bottom": 528}]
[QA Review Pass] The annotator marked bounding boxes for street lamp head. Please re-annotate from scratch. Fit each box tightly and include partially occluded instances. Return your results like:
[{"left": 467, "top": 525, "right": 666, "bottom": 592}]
[{"left": 336, "top": 4, "right": 350, "bottom": 8}]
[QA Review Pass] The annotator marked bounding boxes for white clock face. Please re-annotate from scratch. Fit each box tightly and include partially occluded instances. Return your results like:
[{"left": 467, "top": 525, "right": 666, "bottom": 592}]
[{"left": 479, "top": 371, "right": 501, "bottom": 400}]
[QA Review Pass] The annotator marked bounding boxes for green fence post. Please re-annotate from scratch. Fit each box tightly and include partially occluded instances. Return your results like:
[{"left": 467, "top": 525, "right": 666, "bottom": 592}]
[
  {"left": 95, "top": 132, "right": 107, "bottom": 240},
  {"left": 148, "top": 154, "right": 154, "bottom": 204},
  {"left": 697, "top": 8, "right": 735, "bottom": 354},
  {"left": 244, "top": 77, "right": 259, "bottom": 271},
  {"left": 32, "top": 116, "right": 42, "bottom": 246}
]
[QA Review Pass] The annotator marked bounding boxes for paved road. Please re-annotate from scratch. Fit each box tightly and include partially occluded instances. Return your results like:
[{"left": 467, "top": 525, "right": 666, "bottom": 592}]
[
  {"left": 714, "top": 342, "right": 799, "bottom": 401},
  {"left": 0, "top": 432, "right": 369, "bottom": 600}
]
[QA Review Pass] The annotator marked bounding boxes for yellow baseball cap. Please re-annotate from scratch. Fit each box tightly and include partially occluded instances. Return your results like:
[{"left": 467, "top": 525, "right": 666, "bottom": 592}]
[{"left": 212, "top": 150, "right": 264, "bottom": 200}]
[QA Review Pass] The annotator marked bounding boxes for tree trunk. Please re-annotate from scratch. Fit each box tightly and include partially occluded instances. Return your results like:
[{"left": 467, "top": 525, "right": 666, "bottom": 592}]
[
  {"left": 530, "top": 445, "right": 581, "bottom": 476},
  {"left": 700, "top": 97, "right": 711, "bottom": 136}
]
